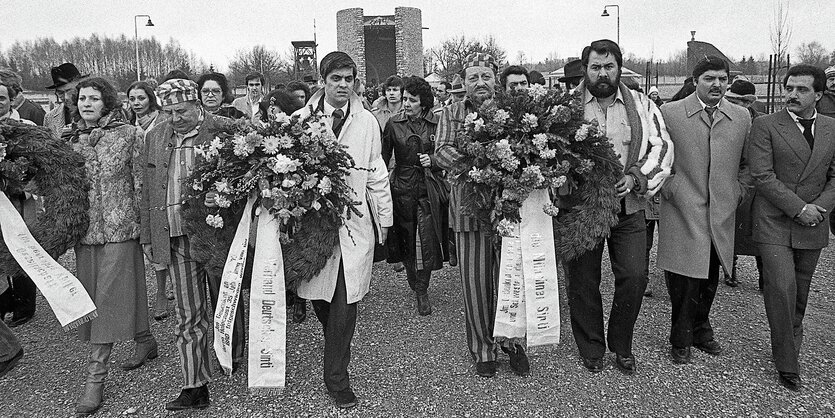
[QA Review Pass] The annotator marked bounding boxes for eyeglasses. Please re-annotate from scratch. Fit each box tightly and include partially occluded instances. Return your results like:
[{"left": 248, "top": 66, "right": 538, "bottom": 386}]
[{"left": 201, "top": 89, "right": 222, "bottom": 96}]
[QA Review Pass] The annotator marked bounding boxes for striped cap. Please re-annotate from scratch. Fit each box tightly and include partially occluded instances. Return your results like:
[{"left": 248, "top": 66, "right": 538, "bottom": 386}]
[
  {"left": 157, "top": 78, "right": 199, "bottom": 106},
  {"left": 826, "top": 66, "right": 835, "bottom": 78},
  {"left": 464, "top": 52, "right": 497, "bottom": 72}
]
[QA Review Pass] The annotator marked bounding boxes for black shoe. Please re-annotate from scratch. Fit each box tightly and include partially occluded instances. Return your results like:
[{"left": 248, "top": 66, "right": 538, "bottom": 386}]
[
  {"left": 292, "top": 298, "right": 307, "bottom": 323},
  {"left": 7, "top": 313, "right": 33, "bottom": 328},
  {"left": 475, "top": 361, "right": 498, "bottom": 377},
  {"left": 615, "top": 354, "right": 636, "bottom": 375},
  {"left": 165, "top": 386, "right": 210, "bottom": 411},
  {"left": 778, "top": 371, "right": 802, "bottom": 391},
  {"left": 502, "top": 345, "right": 530, "bottom": 376},
  {"left": 581, "top": 357, "right": 606, "bottom": 373},
  {"left": 416, "top": 293, "right": 432, "bottom": 316},
  {"left": 671, "top": 346, "right": 691, "bottom": 364},
  {"left": 393, "top": 262, "right": 405, "bottom": 272},
  {"left": 329, "top": 388, "right": 357, "bottom": 409},
  {"left": 694, "top": 340, "right": 722, "bottom": 355},
  {"left": 724, "top": 273, "right": 738, "bottom": 287},
  {"left": 0, "top": 348, "right": 23, "bottom": 378},
  {"left": 448, "top": 252, "right": 458, "bottom": 267},
  {"left": 643, "top": 288, "right": 653, "bottom": 297}
]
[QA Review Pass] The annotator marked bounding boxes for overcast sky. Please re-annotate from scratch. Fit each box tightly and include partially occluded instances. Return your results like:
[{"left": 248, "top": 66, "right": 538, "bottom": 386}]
[{"left": 4, "top": 0, "right": 833, "bottom": 71}]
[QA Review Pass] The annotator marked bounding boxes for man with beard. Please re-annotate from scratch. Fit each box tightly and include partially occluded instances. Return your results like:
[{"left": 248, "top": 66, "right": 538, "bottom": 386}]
[
  {"left": 657, "top": 56, "right": 751, "bottom": 365},
  {"left": 435, "top": 53, "right": 531, "bottom": 378},
  {"left": 816, "top": 66, "right": 835, "bottom": 119},
  {"left": 750, "top": 65, "right": 835, "bottom": 391},
  {"left": 563, "top": 39, "right": 672, "bottom": 375}
]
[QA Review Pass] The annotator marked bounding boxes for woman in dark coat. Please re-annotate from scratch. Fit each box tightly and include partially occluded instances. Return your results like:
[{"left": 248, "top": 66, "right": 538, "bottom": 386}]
[{"left": 382, "top": 76, "right": 449, "bottom": 316}]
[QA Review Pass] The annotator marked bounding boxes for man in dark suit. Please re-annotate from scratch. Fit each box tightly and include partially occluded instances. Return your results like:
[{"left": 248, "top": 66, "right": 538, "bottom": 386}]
[{"left": 749, "top": 64, "right": 835, "bottom": 392}]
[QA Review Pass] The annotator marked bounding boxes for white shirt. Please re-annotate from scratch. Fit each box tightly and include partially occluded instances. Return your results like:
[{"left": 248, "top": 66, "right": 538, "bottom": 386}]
[
  {"left": 584, "top": 87, "right": 630, "bottom": 166},
  {"left": 787, "top": 109, "right": 817, "bottom": 137}
]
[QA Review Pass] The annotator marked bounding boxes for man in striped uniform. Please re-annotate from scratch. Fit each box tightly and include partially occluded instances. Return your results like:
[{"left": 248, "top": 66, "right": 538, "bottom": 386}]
[
  {"left": 141, "top": 79, "right": 234, "bottom": 411},
  {"left": 435, "top": 53, "right": 530, "bottom": 378}
]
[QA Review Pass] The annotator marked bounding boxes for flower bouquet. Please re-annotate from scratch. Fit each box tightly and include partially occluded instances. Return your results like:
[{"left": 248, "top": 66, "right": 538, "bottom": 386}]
[
  {"left": 452, "top": 84, "right": 623, "bottom": 261},
  {"left": 185, "top": 110, "right": 360, "bottom": 289}
]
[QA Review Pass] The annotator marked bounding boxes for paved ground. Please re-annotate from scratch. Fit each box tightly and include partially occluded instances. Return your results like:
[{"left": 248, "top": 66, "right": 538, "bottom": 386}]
[{"left": 1, "top": 235, "right": 834, "bottom": 417}]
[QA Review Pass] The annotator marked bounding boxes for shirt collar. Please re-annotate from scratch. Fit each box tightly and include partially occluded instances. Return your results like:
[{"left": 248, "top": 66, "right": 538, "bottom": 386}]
[
  {"left": 584, "top": 85, "right": 625, "bottom": 106},
  {"left": 696, "top": 94, "right": 721, "bottom": 110},
  {"left": 177, "top": 110, "right": 204, "bottom": 140},
  {"left": 787, "top": 109, "right": 817, "bottom": 122},
  {"left": 323, "top": 99, "right": 349, "bottom": 117}
]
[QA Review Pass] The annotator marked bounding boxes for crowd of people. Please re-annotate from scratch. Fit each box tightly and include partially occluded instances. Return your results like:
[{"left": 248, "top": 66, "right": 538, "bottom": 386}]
[{"left": 0, "top": 37, "right": 834, "bottom": 415}]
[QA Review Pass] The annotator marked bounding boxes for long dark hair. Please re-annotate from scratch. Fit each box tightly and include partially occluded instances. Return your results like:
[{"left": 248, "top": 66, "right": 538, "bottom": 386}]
[
  {"left": 259, "top": 89, "right": 302, "bottom": 122},
  {"left": 126, "top": 81, "right": 160, "bottom": 123}
]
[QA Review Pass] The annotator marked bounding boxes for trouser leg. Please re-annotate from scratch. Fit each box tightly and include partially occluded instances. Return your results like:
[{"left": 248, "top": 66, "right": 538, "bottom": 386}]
[
  {"left": 760, "top": 244, "right": 819, "bottom": 374},
  {"left": 403, "top": 259, "right": 430, "bottom": 294},
  {"left": 692, "top": 246, "right": 720, "bottom": 344},
  {"left": 0, "top": 320, "right": 21, "bottom": 361},
  {"left": 565, "top": 241, "right": 606, "bottom": 359},
  {"left": 169, "top": 236, "right": 212, "bottom": 389},
  {"left": 455, "top": 231, "right": 499, "bottom": 363},
  {"left": 643, "top": 219, "right": 656, "bottom": 281},
  {"left": 665, "top": 271, "right": 701, "bottom": 348},
  {"left": 11, "top": 275, "right": 36, "bottom": 317},
  {"left": 606, "top": 210, "right": 647, "bottom": 356},
  {"left": 310, "top": 262, "right": 357, "bottom": 392},
  {"left": 206, "top": 268, "right": 246, "bottom": 363}
]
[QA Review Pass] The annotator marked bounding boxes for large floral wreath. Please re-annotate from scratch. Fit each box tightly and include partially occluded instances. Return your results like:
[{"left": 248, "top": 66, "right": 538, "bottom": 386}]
[
  {"left": 452, "top": 84, "right": 623, "bottom": 261},
  {"left": 183, "top": 110, "right": 359, "bottom": 290},
  {"left": 0, "top": 121, "right": 90, "bottom": 275}
]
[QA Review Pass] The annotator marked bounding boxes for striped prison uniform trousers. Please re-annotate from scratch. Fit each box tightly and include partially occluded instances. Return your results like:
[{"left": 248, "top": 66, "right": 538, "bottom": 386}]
[
  {"left": 455, "top": 230, "right": 500, "bottom": 363},
  {"left": 168, "top": 235, "right": 212, "bottom": 389}
]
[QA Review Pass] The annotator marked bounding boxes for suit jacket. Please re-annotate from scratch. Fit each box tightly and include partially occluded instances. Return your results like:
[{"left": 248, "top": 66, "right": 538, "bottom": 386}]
[
  {"left": 139, "top": 112, "right": 232, "bottom": 264},
  {"left": 749, "top": 110, "right": 835, "bottom": 249},
  {"left": 657, "top": 93, "right": 752, "bottom": 279}
]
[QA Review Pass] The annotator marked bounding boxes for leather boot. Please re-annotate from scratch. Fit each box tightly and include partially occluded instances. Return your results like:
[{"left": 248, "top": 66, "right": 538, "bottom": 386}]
[
  {"left": 416, "top": 292, "right": 432, "bottom": 316},
  {"left": 292, "top": 296, "right": 307, "bottom": 323},
  {"left": 76, "top": 343, "right": 112, "bottom": 416},
  {"left": 119, "top": 330, "right": 158, "bottom": 371}
]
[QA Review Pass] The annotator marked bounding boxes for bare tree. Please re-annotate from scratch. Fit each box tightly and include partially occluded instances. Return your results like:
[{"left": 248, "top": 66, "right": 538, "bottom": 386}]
[
  {"left": 428, "top": 35, "right": 508, "bottom": 80},
  {"left": 795, "top": 41, "right": 830, "bottom": 68},
  {"left": 770, "top": 0, "right": 792, "bottom": 98},
  {"left": 227, "top": 45, "right": 294, "bottom": 89}
]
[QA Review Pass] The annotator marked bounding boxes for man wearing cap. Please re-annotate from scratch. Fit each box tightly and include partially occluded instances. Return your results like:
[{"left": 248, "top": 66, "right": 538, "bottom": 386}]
[
  {"left": 141, "top": 78, "right": 232, "bottom": 410},
  {"left": 658, "top": 56, "right": 751, "bottom": 365},
  {"left": 559, "top": 59, "right": 584, "bottom": 92},
  {"left": 448, "top": 74, "right": 466, "bottom": 103},
  {"left": 292, "top": 51, "right": 392, "bottom": 409},
  {"left": 435, "top": 52, "right": 532, "bottom": 378},
  {"left": 749, "top": 64, "right": 835, "bottom": 391},
  {"left": 0, "top": 69, "right": 44, "bottom": 126},
  {"left": 563, "top": 39, "right": 672, "bottom": 375},
  {"left": 723, "top": 79, "right": 764, "bottom": 289},
  {"left": 816, "top": 66, "right": 835, "bottom": 119},
  {"left": 43, "top": 62, "right": 87, "bottom": 136}
]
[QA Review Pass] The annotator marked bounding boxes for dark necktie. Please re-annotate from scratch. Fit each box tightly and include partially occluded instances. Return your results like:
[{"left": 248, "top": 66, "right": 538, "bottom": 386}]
[
  {"left": 798, "top": 118, "right": 815, "bottom": 150},
  {"left": 705, "top": 106, "right": 716, "bottom": 125},
  {"left": 332, "top": 108, "right": 345, "bottom": 137}
]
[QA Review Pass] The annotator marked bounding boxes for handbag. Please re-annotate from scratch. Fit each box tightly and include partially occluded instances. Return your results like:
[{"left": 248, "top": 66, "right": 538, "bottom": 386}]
[{"left": 365, "top": 191, "right": 388, "bottom": 262}]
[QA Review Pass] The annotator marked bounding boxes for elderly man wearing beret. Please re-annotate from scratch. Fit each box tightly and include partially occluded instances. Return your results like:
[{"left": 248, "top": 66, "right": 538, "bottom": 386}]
[
  {"left": 435, "top": 53, "right": 531, "bottom": 378},
  {"left": 292, "top": 51, "right": 393, "bottom": 409},
  {"left": 140, "top": 78, "right": 233, "bottom": 411}
]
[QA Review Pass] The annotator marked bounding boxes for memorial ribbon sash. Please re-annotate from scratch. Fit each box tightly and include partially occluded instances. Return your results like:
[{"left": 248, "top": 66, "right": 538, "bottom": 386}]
[
  {"left": 0, "top": 191, "right": 97, "bottom": 330},
  {"left": 493, "top": 189, "right": 561, "bottom": 347}
]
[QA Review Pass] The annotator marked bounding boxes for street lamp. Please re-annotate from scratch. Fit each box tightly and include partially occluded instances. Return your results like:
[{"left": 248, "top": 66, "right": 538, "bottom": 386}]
[
  {"left": 601, "top": 5, "right": 620, "bottom": 46},
  {"left": 134, "top": 15, "right": 154, "bottom": 81}
]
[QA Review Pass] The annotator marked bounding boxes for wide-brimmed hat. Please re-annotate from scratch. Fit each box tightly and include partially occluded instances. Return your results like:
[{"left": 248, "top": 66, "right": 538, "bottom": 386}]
[
  {"left": 448, "top": 74, "right": 465, "bottom": 93},
  {"left": 725, "top": 79, "right": 757, "bottom": 102},
  {"left": 559, "top": 59, "right": 583, "bottom": 83},
  {"left": 45, "top": 63, "right": 88, "bottom": 89}
]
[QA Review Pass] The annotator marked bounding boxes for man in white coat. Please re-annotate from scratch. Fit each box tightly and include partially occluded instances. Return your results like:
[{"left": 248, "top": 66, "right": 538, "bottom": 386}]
[{"left": 293, "top": 51, "right": 393, "bottom": 409}]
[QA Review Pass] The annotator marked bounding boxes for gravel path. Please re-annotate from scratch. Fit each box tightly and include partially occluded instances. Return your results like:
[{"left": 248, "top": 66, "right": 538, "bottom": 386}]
[{"left": 1, "top": 237, "right": 834, "bottom": 417}]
